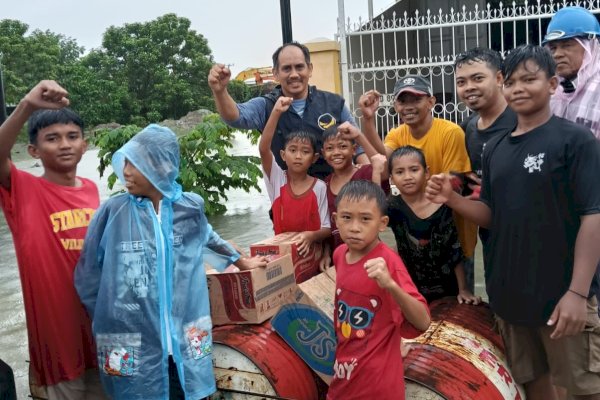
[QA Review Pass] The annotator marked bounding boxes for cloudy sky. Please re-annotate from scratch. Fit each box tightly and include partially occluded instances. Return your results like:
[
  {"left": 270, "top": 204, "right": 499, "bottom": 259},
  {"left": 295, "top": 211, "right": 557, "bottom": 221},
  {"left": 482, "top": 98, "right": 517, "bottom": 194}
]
[{"left": 3, "top": 0, "right": 393, "bottom": 76}]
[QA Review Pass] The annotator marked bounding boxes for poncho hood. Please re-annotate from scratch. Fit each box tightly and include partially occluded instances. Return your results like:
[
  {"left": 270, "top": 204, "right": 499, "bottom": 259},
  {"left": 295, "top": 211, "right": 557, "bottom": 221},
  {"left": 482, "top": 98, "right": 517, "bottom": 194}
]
[{"left": 112, "top": 124, "right": 183, "bottom": 202}]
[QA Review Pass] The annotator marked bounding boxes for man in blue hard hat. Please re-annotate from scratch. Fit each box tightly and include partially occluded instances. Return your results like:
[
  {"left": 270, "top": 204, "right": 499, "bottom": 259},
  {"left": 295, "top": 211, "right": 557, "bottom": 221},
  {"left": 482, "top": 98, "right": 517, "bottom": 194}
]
[
  {"left": 543, "top": 6, "right": 600, "bottom": 140},
  {"left": 544, "top": 6, "right": 600, "bottom": 323}
]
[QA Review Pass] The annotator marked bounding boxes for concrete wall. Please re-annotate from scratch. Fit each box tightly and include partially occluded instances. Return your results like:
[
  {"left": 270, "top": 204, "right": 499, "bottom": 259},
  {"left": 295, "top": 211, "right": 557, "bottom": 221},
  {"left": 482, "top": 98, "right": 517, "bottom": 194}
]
[{"left": 304, "top": 40, "right": 342, "bottom": 95}]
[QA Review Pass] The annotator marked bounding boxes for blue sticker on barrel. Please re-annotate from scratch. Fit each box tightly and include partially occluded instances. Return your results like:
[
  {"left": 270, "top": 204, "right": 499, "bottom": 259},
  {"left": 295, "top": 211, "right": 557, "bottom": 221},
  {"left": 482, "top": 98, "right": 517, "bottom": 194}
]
[{"left": 271, "top": 303, "right": 336, "bottom": 375}]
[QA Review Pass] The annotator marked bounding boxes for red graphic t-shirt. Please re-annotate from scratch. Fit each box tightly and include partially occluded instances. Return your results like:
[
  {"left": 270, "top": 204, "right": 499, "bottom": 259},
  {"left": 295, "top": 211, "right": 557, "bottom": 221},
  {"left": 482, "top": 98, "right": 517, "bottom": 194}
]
[
  {"left": 328, "top": 242, "right": 427, "bottom": 400},
  {"left": 263, "top": 155, "right": 330, "bottom": 234},
  {"left": 0, "top": 164, "right": 99, "bottom": 386}
]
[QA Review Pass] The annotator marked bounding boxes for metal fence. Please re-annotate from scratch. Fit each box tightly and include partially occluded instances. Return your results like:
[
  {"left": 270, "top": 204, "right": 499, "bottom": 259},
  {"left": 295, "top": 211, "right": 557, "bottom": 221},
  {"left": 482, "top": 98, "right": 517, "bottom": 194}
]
[{"left": 337, "top": 0, "right": 600, "bottom": 135}]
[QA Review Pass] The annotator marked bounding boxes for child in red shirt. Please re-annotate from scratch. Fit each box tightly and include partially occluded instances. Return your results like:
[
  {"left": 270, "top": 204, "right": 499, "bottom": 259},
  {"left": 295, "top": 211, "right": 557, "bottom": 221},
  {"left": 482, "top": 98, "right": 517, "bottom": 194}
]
[
  {"left": 328, "top": 180, "right": 430, "bottom": 400},
  {"left": 0, "top": 81, "right": 104, "bottom": 398},
  {"left": 259, "top": 96, "right": 331, "bottom": 257}
]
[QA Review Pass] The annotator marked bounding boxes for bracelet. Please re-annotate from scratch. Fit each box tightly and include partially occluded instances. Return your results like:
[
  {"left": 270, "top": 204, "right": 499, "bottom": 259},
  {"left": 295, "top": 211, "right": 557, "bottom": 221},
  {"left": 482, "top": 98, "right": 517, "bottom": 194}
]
[{"left": 567, "top": 289, "right": 588, "bottom": 299}]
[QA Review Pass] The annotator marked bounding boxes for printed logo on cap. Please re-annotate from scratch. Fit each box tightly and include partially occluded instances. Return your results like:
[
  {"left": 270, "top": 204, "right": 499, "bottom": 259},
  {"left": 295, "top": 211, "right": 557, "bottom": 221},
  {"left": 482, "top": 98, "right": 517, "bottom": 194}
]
[
  {"left": 403, "top": 77, "right": 416, "bottom": 85},
  {"left": 545, "top": 30, "right": 566, "bottom": 41},
  {"left": 318, "top": 113, "right": 337, "bottom": 130}
]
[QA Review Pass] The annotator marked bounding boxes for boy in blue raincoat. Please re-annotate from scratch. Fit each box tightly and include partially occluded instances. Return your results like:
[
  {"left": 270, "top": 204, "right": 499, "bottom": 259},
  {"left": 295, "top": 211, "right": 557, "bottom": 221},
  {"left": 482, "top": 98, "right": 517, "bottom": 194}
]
[{"left": 75, "top": 124, "right": 267, "bottom": 400}]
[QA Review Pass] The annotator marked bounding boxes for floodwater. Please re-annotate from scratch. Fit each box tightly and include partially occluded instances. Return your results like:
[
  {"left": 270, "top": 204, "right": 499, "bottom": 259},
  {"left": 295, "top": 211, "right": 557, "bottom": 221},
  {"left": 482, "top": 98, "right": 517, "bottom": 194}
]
[{"left": 0, "top": 133, "right": 485, "bottom": 398}]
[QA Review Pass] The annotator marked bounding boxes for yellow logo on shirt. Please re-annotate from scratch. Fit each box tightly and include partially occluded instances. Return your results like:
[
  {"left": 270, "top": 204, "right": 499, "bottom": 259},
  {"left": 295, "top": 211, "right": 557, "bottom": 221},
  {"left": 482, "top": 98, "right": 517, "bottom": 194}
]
[
  {"left": 60, "top": 238, "right": 85, "bottom": 250},
  {"left": 50, "top": 208, "right": 96, "bottom": 233}
]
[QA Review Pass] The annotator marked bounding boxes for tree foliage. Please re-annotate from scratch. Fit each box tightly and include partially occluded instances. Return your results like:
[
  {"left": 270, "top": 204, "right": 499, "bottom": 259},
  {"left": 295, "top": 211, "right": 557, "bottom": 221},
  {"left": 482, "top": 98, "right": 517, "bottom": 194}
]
[
  {"left": 1, "top": 15, "right": 264, "bottom": 214},
  {"left": 92, "top": 114, "right": 262, "bottom": 215},
  {"left": 0, "top": 19, "right": 83, "bottom": 103},
  {"left": 81, "top": 13, "right": 215, "bottom": 126}
]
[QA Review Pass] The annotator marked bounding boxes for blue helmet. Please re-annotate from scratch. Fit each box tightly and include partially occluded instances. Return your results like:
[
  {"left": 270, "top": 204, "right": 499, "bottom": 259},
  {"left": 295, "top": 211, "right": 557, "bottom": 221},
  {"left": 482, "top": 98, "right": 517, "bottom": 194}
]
[{"left": 542, "top": 6, "right": 600, "bottom": 44}]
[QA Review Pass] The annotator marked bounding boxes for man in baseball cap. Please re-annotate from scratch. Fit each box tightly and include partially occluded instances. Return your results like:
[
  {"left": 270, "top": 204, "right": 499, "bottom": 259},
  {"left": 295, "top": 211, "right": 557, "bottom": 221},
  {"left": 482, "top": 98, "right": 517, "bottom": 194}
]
[{"left": 358, "top": 75, "right": 474, "bottom": 278}]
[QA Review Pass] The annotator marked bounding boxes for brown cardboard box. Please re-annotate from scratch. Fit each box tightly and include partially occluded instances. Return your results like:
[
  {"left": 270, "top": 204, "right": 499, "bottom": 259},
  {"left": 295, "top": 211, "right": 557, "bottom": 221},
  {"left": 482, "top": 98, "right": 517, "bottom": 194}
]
[
  {"left": 271, "top": 268, "right": 337, "bottom": 384},
  {"left": 250, "top": 232, "right": 323, "bottom": 283},
  {"left": 208, "top": 254, "right": 296, "bottom": 326}
]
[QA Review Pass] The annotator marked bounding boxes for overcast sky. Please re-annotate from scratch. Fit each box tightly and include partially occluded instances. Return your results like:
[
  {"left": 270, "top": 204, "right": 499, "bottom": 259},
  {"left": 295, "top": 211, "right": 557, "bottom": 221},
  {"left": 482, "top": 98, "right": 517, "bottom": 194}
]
[{"left": 3, "top": 0, "right": 393, "bottom": 76}]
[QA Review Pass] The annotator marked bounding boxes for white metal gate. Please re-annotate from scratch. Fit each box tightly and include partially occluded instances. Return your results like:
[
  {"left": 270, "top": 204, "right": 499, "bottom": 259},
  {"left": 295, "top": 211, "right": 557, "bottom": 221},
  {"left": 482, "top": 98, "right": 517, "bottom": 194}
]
[{"left": 337, "top": 0, "right": 600, "bottom": 135}]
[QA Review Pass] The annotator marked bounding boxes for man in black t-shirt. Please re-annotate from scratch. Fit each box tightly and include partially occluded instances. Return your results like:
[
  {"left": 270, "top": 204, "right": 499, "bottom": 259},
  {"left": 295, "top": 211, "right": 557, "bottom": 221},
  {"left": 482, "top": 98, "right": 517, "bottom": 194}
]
[
  {"left": 455, "top": 48, "right": 517, "bottom": 179},
  {"left": 427, "top": 45, "right": 600, "bottom": 399},
  {"left": 454, "top": 48, "right": 518, "bottom": 287}
]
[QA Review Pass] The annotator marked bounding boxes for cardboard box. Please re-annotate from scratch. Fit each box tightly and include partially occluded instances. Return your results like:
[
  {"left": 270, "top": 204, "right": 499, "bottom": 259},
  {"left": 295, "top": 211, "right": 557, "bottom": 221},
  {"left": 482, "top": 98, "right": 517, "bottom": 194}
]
[
  {"left": 250, "top": 232, "right": 323, "bottom": 284},
  {"left": 271, "top": 268, "right": 337, "bottom": 384},
  {"left": 208, "top": 254, "right": 296, "bottom": 326}
]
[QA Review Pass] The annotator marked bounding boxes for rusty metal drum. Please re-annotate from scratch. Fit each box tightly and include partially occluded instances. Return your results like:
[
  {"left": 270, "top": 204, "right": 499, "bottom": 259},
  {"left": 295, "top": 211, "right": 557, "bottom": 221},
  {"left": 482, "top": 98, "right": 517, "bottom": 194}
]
[
  {"left": 403, "top": 297, "right": 525, "bottom": 400},
  {"left": 211, "top": 320, "right": 322, "bottom": 399}
]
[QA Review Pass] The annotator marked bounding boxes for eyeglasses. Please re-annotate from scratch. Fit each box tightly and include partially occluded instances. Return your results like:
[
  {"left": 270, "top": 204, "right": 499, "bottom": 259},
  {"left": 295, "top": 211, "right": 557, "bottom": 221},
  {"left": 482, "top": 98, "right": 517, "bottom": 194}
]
[{"left": 337, "top": 300, "right": 374, "bottom": 329}]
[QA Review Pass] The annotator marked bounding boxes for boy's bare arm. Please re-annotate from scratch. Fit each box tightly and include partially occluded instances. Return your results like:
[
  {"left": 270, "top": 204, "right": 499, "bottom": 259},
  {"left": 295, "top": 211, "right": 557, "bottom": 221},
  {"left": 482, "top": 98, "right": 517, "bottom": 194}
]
[
  {"left": 548, "top": 213, "right": 600, "bottom": 339},
  {"left": 259, "top": 96, "right": 292, "bottom": 177},
  {"left": 358, "top": 90, "right": 388, "bottom": 156},
  {"left": 0, "top": 80, "right": 69, "bottom": 189},
  {"left": 364, "top": 257, "right": 431, "bottom": 332},
  {"left": 426, "top": 173, "right": 492, "bottom": 228}
]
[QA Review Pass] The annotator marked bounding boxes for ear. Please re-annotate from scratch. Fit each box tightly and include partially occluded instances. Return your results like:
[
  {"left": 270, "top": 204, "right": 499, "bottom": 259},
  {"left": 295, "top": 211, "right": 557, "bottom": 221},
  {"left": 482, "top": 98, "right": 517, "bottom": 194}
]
[
  {"left": 280, "top": 149, "right": 286, "bottom": 162},
  {"left": 308, "top": 62, "right": 313, "bottom": 78},
  {"left": 379, "top": 215, "right": 389, "bottom": 231},
  {"left": 425, "top": 166, "right": 430, "bottom": 180},
  {"left": 272, "top": 66, "right": 279, "bottom": 80},
  {"left": 427, "top": 96, "right": 436, "bottom": 109},
  {"left": 27, "top": 144, "right": 40, "bottom": 159},
  {"left": 82, "top": 138, "right": 89, "bottom": 153},
  {"left": 549, "top": 75, "right": 559, "bottom": 94},
  {"left": 495, "top": 70, "right": 504, "bottom": 87},
  {"left": 332, "top": 211, "right": 338, "bottom": 223}
]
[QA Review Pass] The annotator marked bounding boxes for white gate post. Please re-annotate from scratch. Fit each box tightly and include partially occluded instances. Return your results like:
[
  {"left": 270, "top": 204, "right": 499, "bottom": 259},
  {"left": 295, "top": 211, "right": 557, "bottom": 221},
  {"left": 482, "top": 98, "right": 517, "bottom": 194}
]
[{"left": 337, "top": 0, "right": 351, "bottom": 105}]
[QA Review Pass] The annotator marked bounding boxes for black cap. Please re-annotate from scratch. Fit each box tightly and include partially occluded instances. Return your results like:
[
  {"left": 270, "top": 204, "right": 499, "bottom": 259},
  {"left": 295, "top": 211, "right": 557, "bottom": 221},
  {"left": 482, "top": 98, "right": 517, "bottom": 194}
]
[{"left": 393, "top": 75, "right": 432, "bottom": 99}]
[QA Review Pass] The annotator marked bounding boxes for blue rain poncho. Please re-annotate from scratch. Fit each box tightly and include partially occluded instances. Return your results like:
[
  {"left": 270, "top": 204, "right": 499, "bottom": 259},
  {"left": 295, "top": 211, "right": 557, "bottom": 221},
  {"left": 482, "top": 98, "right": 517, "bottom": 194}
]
[{"left": 75, "top": 124, "right": 239, "bottom": 400}]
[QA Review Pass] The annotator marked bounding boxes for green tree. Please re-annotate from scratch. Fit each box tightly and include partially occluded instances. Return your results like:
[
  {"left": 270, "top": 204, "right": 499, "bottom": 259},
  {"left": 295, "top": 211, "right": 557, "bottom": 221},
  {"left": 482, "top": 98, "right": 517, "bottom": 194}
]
[
  {"left": 85, "top": 13, "right": 215, "bottom": 125},
  {"left": 92, "top": 114, "right": 261, "bottom": 215},
  {"left": 0, "top": 19, "right": 83, "bottom": 104}
]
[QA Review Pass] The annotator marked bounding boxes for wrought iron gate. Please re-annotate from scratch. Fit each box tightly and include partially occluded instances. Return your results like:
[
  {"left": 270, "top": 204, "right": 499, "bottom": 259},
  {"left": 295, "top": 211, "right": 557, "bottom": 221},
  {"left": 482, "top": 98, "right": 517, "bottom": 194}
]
[{"left": 337, "top": 0, "right": 600, "bottom": 135}]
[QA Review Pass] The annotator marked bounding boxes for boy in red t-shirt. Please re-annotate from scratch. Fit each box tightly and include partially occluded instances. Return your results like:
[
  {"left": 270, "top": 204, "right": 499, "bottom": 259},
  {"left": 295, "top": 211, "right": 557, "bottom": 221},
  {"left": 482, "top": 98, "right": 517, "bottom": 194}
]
[
  {"left": 0, "top": 81, "right": 104, "bottom": 399},
  {"left": 328, "top": 180, "right": 430, "bottom": 400},
  {"left": 259, "top": 96, "right": 331, "bottom": 257}
]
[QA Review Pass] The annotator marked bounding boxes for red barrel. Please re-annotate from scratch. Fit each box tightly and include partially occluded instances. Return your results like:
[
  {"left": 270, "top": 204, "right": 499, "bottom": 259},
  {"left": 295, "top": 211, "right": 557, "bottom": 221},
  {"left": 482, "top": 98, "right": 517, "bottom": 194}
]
[
  {"left": 212, "top": 320, "right": 322, "bottom": 399},
  {"left": 404, "top": 297, "right": 525, "bottom": 400}
]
